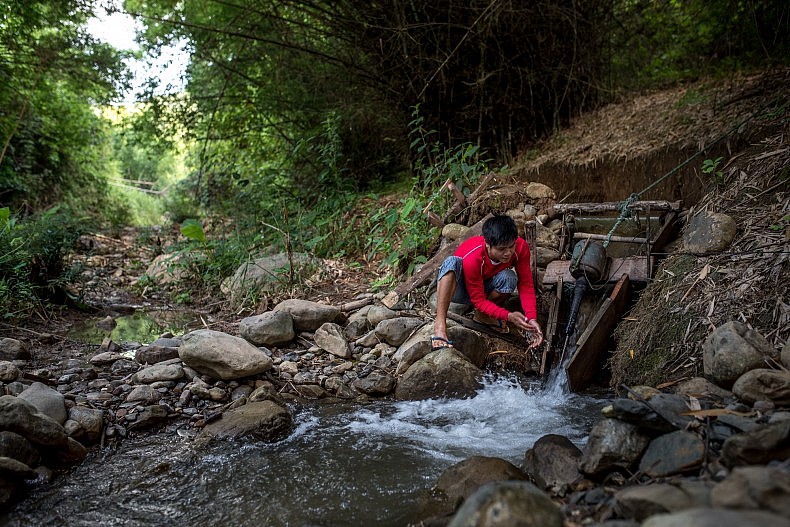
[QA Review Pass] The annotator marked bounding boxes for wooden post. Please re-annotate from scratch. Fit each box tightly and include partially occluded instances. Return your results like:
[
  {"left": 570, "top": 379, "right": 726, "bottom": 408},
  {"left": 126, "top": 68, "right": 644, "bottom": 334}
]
[{"left": 541, "top": 277, "right": 562, "bottom": 377}]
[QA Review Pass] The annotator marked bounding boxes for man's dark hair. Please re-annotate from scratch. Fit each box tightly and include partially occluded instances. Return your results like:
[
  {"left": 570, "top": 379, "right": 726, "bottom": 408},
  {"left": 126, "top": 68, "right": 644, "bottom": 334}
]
[{"left": 482, "top": 214, "right": 518, "bottom": 246}]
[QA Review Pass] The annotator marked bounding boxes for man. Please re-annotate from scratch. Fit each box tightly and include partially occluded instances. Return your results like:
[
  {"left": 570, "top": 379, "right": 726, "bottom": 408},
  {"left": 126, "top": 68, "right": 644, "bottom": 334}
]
[{"left": 432, "top": 214, "right": 543, "bottom": 350}]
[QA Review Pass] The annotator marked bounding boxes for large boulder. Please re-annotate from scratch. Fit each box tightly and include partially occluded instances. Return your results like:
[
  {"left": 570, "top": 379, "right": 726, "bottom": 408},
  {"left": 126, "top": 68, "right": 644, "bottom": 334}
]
[
  {"left": 17, "top": 383, "right": 67, "bottom": 425},
  {"left": 0, "top": 338, "right": 30, "bottom": 361},
  {"left": 447, "top": 480, "right": 564, "bottom": 527},
  {"left": 703, "top": 321, "right": 771, "bottom": 388},
  {"left": 433, "top": 456, "right": 527, "bottom": 514},
  {"left": 238, "top": 311, "right": 295, "bottom": 347},
  {"left": 579, "top": 418, "right": 650, "bottom": 477},
  {"left": 732, "top": 368, "right": 790, "bottom": 406},
  {"left": 196, "top": 400, "right": 292, "bottom": 443},
  {"left": 0, "top": 395, "right": 68, "bottom": 448},
  {"left": 221, "top": 253, "right": 320, "bottom": 301},
  {"left": 683, "top": 212, "right": 737, "bottom": 254},
  {"left": 641, "top": 507, "right": 790, "bottom": 527},
  {"left": 395, "top": 348, "right": 482, "bottom": 401},
  {"left": 523, "top": 434, "right": 582, "bottom": 493},
  {"left": 179, "top": 329, "right": 273, "bottom": 380},
  {"left": 271, "top": 299, "right": 340, "bottom": 331},
  {"left": 711, "top": 465, "right": 790, "bottom": 518}
]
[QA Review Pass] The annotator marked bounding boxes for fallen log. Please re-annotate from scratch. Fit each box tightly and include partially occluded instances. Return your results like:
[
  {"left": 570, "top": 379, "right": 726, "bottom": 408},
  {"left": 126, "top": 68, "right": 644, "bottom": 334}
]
[{"left": 549, "top": 200, "right": 682, "bottom": 216}]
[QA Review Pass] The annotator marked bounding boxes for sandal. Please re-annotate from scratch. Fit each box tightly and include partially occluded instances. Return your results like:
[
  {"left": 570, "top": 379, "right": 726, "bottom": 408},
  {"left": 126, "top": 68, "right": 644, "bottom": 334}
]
[{"left": 430, "top": 336, "right": 454, "bottom": 350}]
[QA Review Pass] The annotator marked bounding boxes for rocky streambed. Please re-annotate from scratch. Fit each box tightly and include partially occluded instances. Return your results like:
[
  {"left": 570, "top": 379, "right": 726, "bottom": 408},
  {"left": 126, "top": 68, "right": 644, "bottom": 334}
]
[{"left": 0, "top": 295, "right": 788, "bottom": 526}]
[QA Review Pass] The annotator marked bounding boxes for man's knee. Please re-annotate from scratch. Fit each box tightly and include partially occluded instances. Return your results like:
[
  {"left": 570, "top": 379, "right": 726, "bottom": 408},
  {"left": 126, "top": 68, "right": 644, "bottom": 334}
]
[
  {"left": 491, "top": 269, "right": 518, "bottom": 292},
  {"left": 436, "top": 256, "right": 463, "bottom": 283}
]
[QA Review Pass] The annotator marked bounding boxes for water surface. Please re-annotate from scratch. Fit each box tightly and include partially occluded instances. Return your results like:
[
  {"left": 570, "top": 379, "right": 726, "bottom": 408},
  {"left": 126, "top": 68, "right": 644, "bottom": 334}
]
[{"left": 2, "top": 375, "right": 604, "bottom": 527}]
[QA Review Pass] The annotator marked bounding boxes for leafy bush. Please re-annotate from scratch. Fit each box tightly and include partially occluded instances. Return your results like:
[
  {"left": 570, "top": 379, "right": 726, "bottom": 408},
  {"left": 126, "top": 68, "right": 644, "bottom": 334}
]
[{"left": 0, "top": 207, "right": 88, "bottom": 318}]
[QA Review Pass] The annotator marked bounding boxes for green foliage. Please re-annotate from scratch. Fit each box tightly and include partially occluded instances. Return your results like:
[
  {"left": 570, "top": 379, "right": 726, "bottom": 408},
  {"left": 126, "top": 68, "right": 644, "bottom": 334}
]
[
  {"left": 0, "top": 207, "right": 88, "bottom": 318},
  {"left": 702, "top": 156, "right": 725, "bottom": 186},
  {"left": 363, "top": 106, "right": 492, "bottom": 276},
  {"left": 180, "top": 219, "right": 206, "bottom": 243},
  {"left": 611, "top": 0, "right": 790, "bottom": 89},
  {"left": 0, "top": 0, "right": 130, "bottom": 219}
]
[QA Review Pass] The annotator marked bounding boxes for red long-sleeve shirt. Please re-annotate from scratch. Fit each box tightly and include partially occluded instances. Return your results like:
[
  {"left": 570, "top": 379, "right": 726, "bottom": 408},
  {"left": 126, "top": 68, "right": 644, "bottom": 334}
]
[{"left": 455, "top": 235, "right": 537, "bottom": 321}]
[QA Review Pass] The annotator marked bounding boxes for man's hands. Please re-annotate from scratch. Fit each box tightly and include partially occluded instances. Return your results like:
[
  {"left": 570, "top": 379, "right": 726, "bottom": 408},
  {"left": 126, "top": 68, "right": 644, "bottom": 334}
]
[{"left": 507, "top": 311, "right": 544, "bottom": 349}]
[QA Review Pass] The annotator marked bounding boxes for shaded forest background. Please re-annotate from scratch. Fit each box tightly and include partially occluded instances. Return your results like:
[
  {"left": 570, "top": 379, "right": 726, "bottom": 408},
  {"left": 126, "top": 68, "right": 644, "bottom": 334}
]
[{"left": 1, "top": 0, "right": 789, "bottom": 316}]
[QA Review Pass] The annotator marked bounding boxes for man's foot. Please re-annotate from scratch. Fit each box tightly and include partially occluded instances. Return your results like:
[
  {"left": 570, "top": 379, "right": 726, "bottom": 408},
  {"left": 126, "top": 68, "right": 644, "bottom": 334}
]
[
  {"left": 430, "top": 336, "right": 454, "bottom": 350},
  {"left": 472, "top": 311, "right": 510, "bottom": 333}
]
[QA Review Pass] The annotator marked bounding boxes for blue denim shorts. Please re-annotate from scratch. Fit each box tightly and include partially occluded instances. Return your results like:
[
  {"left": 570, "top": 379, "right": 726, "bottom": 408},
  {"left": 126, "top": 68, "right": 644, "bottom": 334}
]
[{"left": 436, "top": 256, "right": 518, "bottom": 305}]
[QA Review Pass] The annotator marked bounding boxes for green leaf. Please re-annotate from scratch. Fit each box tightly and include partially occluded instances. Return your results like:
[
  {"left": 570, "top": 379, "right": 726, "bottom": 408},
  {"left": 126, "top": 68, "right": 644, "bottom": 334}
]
[{"left": 180, "top": 219, "right": 206, "bottom": 243}]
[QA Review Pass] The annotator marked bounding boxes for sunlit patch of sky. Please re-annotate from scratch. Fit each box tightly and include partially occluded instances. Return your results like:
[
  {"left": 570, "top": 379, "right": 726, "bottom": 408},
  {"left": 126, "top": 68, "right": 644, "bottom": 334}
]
[{"left": 86, "top": 3, "right": 189, "bottom": 105}]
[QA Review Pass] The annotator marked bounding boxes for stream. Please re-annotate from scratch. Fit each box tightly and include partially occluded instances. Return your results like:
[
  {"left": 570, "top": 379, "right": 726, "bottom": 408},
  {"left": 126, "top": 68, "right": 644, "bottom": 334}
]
[{"left": 0, "top": 374, "right": 603, "bottom": 527}]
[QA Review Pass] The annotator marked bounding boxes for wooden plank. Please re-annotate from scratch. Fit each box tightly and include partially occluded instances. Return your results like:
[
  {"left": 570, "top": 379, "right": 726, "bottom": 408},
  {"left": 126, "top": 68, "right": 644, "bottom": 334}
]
[
  {"left": 649, "top": 211, "right": 681, "bottom": 253},
  {"left": 566, "top": 274, "right": 632, "bottom": 392},
  {"left": 540, "top": 278, "right": 562, "bottom": 376},
  {"left": 573, "top": 233, "right": 648, "bottom": 244},
  {"left": 542, "top": 256, "right": 652, "bottom": 285},
  {"left": 550, "top": 200, "right": 681, "bottom": 216},
  {"left": 381, "top": 214, "right": 491, "bottom": 308}
]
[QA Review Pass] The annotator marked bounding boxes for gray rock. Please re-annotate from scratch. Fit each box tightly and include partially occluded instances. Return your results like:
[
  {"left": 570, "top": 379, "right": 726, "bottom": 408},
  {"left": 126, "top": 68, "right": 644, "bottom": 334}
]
[
  {"left": 179, "top": 329, "right": 273, "bottom": 380},
  {"left": 374, "top": 317, "right": 426, "bottom": 346},
  {"left": 18, "top": 382, "right": 67, "bottom": 424},
  {"left": 0, "top": 457, "right": 36, "bottom": 481},
  {"left": 394, "top": 323, "right": 436, "bottom": 362},
  {"left": 447, "top": 325, "right": 489, "bottom": 368},
  {"left": 782, "top": 340, "right": 790, "bottom": 369},
  {"left": 126, "top": 405, "right": 169, "bottom": 431},
  {"left": 0, "top": 432, "right": 39, "bottom": 467},
  {"left": 579, "top": 418, "right": 649, "bottom": 477},
  {"left": 89, "top": 351, "right": 126, "bottom": 365},
  {"left": 638, "top": 430, "right": 705, "bottom": 477},
  {"left": 396, "top": 340, "right": 432, "bottom": 375},
  {"left": 434, "top": 456, "right": 527, "bottom": 515},
  {"left": 314, "top": 322, "right": 351, "bottom": 358},
  {"left": 0, "top": 362, "right": 20, "bottom": 383},
  {"left": 367, "top": 305, "right": 398, "bottom": 326},
  {"left": 536, "top": 247, "right": 561, "bottom": 267},
  {"left": 442, "top": 223, "right": 470, "bottom": 241},
  {"left": 221, "top": 253, "right": 319, "bottom": 302},
  {"left": 523, "top": 434, "right": 582, "bottom": 494},
  {"left": 683, "top": 212, "right": 737, "bottom": 254},
  {"left": 0, "top": 338, "right": 30, "bottom": 361},
  {"left": 641, "top": 507, "right": 790, "bottom": 527},
  {"left": 721, "top": 419, "right": 790, "bottom": 467},
  {"left": 67, "top": 406, "right": 104, "bottom": 443},
  {"left": 144, "top": 252, "right": 192, "bottom": 285},
  {"left": 395, "top": 348, "right": 482, "bottom": 401},
  {"left": 238, "top": 311, "right": 295, "bottom": 347},
  {"left": 711, "top": 465, "right": 790, "bottom": 518},
  {"left": 605, "top": 394, "right": 694, "bottom": 434},
  {"left": 614, "top": 482, "right": 711, "bottom": 521},
  {"left": 351, "top": 372, "right": 396, "bottom": 396},
  {"left": 703, "top": 321, "right": 771, "bottom": 388},
  {"left": 126, "top": 385, "right": 161, "bottom": 404},
  {"left": 196, "top": 400, "right": 292, "bottom": 443},
  {"left": 134, "top": 345, "right": 179, "bottom": 365},
  {"left": 272, "top": 298, "right": 339, "bottom": 331},
  {"left": 672, "top": 377, "right": 733, "bottom": 400},
  {"left": 132, "top": 362, "right": 184, "bottom": 384},
  {"left": 448, "top": 480, "right": 564, "bottom": 527},
  {"left": 0, "top": 396, "right": 68, "bottom": 448},
  {"left": 732, "top": 368, "right": 790, "bottom": 406}
]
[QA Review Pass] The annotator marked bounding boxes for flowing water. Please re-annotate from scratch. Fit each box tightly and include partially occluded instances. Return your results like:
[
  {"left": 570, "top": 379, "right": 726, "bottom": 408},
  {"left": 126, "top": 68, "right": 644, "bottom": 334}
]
[{"left": 1, "top": 374, "right": 604, "bottom": 527}]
